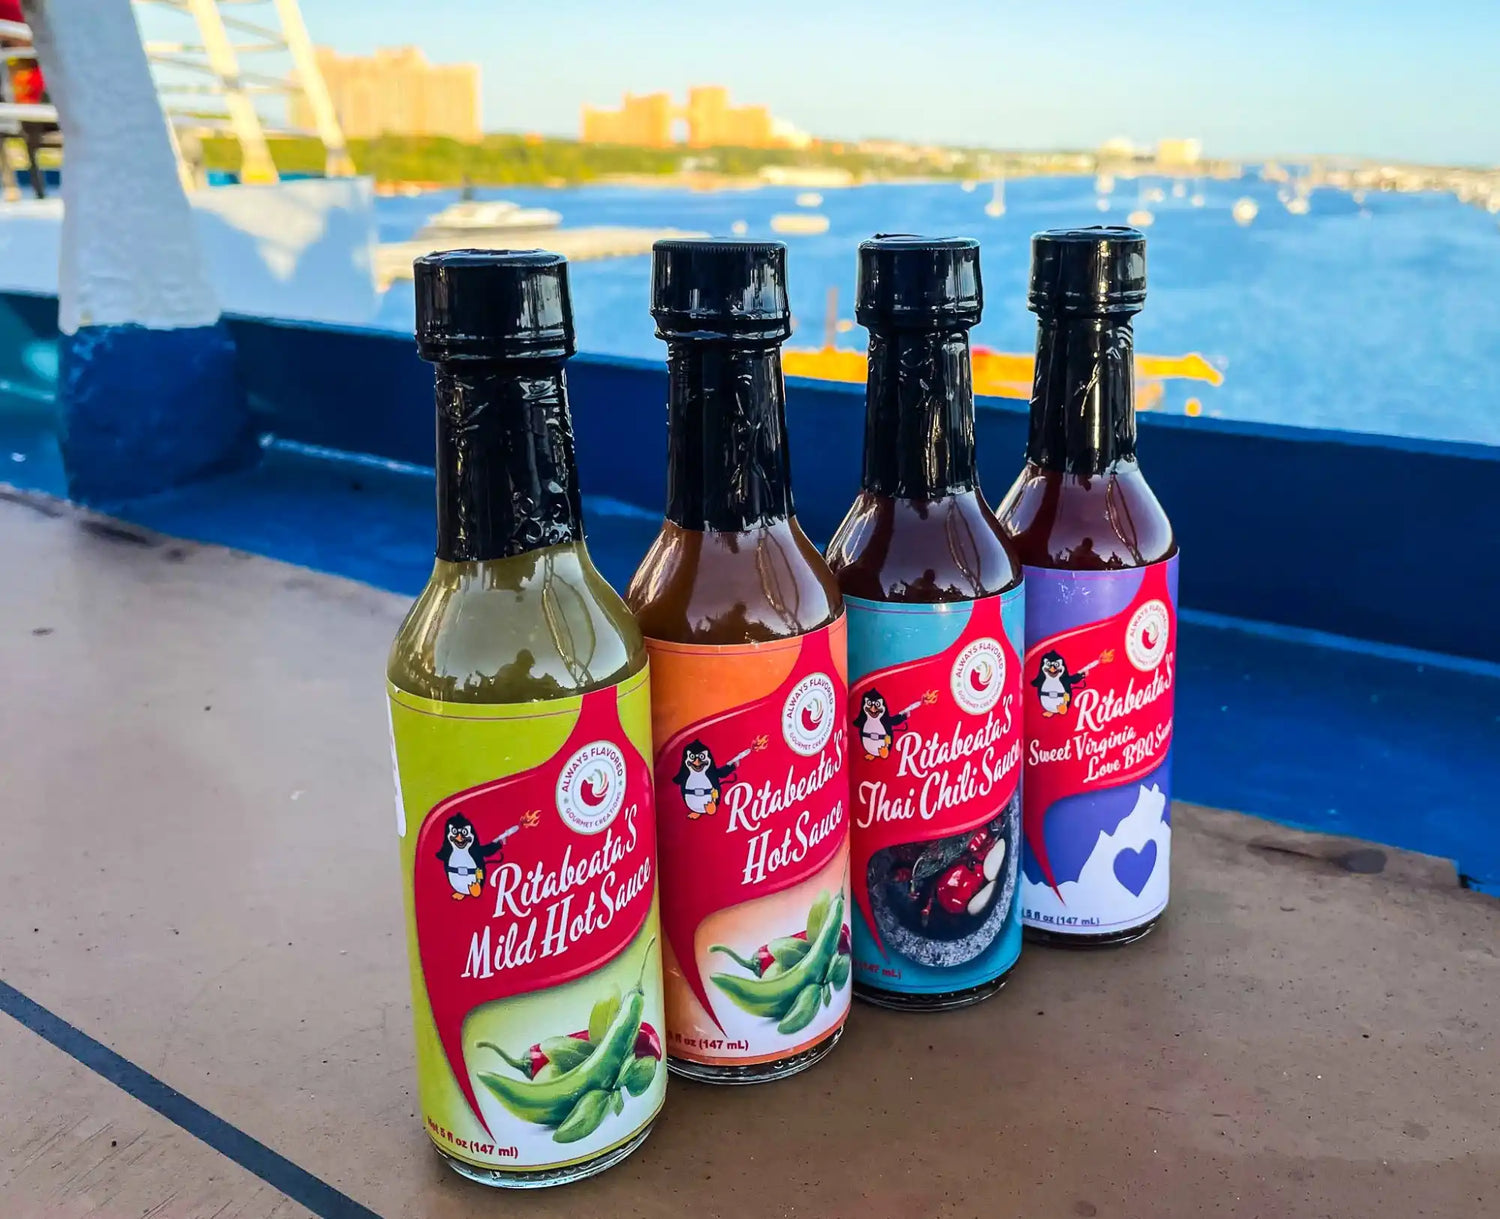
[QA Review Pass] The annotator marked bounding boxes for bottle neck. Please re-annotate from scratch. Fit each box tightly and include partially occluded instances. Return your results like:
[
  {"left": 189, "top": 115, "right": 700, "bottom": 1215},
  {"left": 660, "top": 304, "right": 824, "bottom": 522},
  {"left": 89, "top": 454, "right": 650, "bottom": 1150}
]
[
  {"left": 1026, "top": 315, "right": 1138, "bottom": 476},
  {"left": 664, "top": 340, "right": 793, "bottom": 532},
  {"left": 861, "top": 326, "right": 978, "bottom": 499},
  {"left": 433, "top": 361, "right": 584, "bottom": 562}
]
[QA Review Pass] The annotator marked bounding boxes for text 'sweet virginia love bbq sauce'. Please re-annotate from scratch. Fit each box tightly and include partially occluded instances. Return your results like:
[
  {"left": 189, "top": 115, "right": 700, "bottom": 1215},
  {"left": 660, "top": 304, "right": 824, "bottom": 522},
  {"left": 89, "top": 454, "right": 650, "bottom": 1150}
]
[
  {"left": 626, "top": 239, "right": 852, "bottom": 1084},
  {"left": 995, "top": 227, "right": 1178, "bottom": 947},
  {"left": 387, "top": 251, "right": 666, "bottom": 1187},
  {"left": 826, "top": 236, "right": 1025, "bottom": 1009}
]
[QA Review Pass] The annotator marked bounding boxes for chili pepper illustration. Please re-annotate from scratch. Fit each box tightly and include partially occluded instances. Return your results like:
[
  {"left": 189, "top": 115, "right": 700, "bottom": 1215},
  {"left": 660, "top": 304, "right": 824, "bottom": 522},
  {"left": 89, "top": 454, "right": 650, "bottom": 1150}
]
[
  {"left": 935, "top": 859, "right": 984, "bottom": 915},
  {"left": 710, "top": 891, "right": 848, "bottom": 1022},
  {"left": 475, "top": 938, "right": 657, "bottom": 1139},
  {"left": 709, "top": 931, "right": 808, "bottom": 978},
  {"left": 479, "top": 1023, "right": 662, "bottom": 1081}
]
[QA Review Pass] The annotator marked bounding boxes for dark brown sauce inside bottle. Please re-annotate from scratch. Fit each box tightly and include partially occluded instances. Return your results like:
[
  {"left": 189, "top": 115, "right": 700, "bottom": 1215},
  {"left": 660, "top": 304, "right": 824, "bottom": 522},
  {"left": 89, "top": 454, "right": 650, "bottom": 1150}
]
[
  {"left": 627, "top": 337, "right": 839, "bottom": 645},
  {"left": 996, "top": 226, "right": 1176, "bottom": 949}
]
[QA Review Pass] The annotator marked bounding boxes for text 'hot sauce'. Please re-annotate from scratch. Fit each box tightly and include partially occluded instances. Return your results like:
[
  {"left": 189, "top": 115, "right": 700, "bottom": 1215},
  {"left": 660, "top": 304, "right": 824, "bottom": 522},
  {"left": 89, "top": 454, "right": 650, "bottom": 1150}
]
[
  {"left": 387, "top": 252, "right": 666, "bottom": 1188},
  {"left": 826, "top": 236, "right": 1025, "bottom": 1009},
  {"left": 626, "top": 239, "right": 852, "bottom": 1084},
  {"left": 996, "top": 228, "right": 1179, "bottom": 947}
]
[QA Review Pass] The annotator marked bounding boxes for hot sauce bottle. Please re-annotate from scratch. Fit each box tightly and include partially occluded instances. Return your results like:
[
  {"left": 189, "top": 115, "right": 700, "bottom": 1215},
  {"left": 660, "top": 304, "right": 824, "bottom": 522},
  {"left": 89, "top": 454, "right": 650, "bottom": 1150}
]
[
  {"left": 387, "top": 251, "right": 666, "bottom": 1187},
  {"left": 825, "top": 236, "right": 1025, "bottom": 1010},
  {"left": 995, "top": 227, "right": 1178, "bottom": 948},
  {"left": 626, "top": 239, "right": 852, "bottom": 1084}
]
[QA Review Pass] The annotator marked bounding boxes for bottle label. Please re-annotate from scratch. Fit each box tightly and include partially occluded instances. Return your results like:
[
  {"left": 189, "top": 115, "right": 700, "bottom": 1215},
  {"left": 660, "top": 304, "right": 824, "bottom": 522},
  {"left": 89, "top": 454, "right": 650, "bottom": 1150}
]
[
  {"left": 644, "top": 618, "right": 851, "bottom": 1068},
  {"left": 843, "top": 590, "right": 1024, "bottom": 995},
  {"left": 387, "top": 670, "right": 665, "bottom": 1174},
  {"left": 1019, "top": 557, "right": 1178, "bottom": 935}
]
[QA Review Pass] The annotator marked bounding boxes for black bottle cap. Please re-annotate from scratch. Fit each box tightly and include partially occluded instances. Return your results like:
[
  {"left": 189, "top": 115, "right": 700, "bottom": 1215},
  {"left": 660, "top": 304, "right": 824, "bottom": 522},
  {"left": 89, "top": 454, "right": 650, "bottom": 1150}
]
[
  {"left": 651, "top": 238, "right": 791, "bottom": 342},
  {"left": 1028, "top": 227, "right": 1147, "bottom": 318},
  {"left": 414, "top": 249, "right": 575, "bottom": 362},
  {"left": 856, "top": 234, "right": 982, "bottom": 330}
]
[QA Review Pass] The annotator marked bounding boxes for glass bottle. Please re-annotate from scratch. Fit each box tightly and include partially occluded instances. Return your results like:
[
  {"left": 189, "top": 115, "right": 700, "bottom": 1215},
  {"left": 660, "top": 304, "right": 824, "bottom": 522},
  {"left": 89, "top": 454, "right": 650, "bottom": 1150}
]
[
  {"left": 627, "top": 239, "right": 851, "bottom": 1084},
  {"left": 995, "top": 227, "right": 1179, "bottom": 948},
  {"left": 387, "top": 250, "right": 665, "bottom": 1186},
  {"left": 827, "top": 235, "right": 1025, "bottom": 1010}
]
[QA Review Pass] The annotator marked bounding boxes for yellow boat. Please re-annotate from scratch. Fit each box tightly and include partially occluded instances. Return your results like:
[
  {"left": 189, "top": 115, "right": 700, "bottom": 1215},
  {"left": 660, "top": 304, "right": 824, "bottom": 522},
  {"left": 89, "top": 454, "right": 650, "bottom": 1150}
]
[{"left": 783, "top": 346, "right": 1224, "bottom": 414}]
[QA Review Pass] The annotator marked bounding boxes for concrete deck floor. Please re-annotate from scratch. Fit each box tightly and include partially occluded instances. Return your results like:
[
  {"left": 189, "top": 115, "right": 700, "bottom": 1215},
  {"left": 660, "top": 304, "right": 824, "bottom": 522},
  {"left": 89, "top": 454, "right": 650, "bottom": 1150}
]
[{"left": 0, "top": 492, "right": 1496, "bottom": 1219}]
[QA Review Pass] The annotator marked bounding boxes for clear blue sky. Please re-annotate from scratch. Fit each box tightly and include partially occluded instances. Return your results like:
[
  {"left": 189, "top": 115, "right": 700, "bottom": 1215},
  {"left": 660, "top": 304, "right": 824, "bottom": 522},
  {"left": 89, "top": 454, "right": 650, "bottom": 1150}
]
[{"left": 301, "top": 0, "right": 1498, "bottom": 164}]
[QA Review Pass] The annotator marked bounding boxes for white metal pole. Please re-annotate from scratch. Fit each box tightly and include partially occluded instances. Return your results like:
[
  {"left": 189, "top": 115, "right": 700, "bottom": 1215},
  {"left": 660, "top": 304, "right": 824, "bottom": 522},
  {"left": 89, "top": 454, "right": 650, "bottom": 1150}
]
[
  {"left": 270, "top": 0, "right": 353, "bottom": 177},
  {"left": 182, "top": 0, "right": 277, "bottom": 184}
]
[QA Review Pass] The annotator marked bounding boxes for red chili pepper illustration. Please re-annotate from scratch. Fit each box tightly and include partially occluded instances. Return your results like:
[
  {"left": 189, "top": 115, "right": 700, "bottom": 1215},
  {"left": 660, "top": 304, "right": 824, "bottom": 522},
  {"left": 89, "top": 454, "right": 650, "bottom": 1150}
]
[{"left": 935, "top": 859, "right": 984, "bottom": 915}]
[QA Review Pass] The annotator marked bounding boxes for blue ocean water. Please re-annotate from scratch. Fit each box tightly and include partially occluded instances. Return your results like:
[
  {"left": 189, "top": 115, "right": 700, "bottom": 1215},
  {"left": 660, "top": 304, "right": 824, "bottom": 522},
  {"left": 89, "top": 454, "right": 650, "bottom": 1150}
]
[{"left": 374, "top": 176, "right": 1500, "bottom": 446}]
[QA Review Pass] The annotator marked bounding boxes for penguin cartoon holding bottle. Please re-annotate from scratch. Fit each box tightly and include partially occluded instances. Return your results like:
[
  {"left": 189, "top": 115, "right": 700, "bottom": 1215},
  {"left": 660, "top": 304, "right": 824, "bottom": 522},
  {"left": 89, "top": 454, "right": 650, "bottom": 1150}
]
[
  {"left": 436, "top": 814, "right": 519, "bottom": 900},
  {"left": 854, "top": 688, "right": 908, "bottom": 760},
  {"left": 671, "top": 740, "right": 738, "bottom": 820},
  {"left": 1030, "top": 649, "right": 1113, "bottom": 717}
]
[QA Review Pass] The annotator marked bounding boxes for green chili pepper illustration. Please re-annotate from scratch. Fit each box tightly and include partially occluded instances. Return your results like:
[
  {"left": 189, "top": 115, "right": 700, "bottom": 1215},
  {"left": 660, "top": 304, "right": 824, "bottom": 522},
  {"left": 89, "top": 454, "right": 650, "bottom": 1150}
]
[
  {"left": 806, "top": 890, "right": 832, "bottom": 941},
  {"left": 777, "top": 983, "right": 822, "bottom": 1034},
  {"left": 587, "top": 986, "right": 621, "bottom": 1045},
  {"left": 769, "top": 936, "right": 812, "bottom": 969},
  {"left": 476, "top": 937, "right": 656, "bottom": 1129},
  {"left": 710, "top": 892, "right": 845, "bottom": 1021},
  {"left": 827, "top": 952, "right": 851, "bottom": 990},
  {"left": 609, "top": 1089, "right": 625, "bottom": 1118},
  {"left": 622, "top": 1054, "right": 657, "bottom": 1096},
  {"left": 537, "top": 1035, "right": 596, "bottom": 1074},
  {"left": 553, "top": 1088, "right": 611, "bottom": 1144}
]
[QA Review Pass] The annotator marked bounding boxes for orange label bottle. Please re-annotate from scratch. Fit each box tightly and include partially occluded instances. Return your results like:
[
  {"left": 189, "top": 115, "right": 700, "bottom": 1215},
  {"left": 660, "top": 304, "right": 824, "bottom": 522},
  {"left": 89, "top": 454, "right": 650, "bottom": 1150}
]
[{"left": 627, "top": 239, "right": 851, "bottom": 1085}]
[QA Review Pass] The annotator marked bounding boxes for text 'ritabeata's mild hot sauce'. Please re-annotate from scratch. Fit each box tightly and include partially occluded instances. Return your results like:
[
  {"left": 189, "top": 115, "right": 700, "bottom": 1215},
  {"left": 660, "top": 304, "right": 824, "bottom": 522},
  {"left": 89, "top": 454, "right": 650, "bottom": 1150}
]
[
  {"left": 825, "top": 236, "right": 1025, "bottom": 1009},
  {"left": 996, "top": 227, "right": 1178, "bottom": 947},
  {"left": 387, "top": 252, "right": 666, "bottom": 1188},
  {"left": 626, "top": 239, "right": 852, "bottom": 1085}
]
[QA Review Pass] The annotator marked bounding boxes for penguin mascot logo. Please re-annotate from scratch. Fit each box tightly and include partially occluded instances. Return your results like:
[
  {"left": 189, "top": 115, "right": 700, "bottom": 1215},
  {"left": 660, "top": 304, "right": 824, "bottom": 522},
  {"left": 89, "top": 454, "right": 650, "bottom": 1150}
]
[
  {"left": 1031, "top": 650, "right": 1086, "bottom": 717},
  {"left": 436, "top": 813, "right": 507, "bottom": 900},
  {"left": 854, "top": 688, "right": 908, "bottom": 760},
  {"left": 671, "top": 739, "right": 738, "bottom": 820}
]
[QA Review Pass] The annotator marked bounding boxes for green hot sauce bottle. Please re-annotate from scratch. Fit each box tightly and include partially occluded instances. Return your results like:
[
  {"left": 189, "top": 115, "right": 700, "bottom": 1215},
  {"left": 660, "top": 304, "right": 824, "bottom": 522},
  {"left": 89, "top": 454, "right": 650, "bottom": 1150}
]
[{"left": 387, "top": 251, "right": 666, "bottom": 1189}]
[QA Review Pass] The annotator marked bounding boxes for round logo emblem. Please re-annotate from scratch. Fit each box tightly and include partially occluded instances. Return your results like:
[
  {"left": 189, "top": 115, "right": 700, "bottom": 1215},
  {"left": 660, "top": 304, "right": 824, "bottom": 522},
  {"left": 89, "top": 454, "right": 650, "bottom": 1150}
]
[
  {"left": 1125, "top": 600, "right": 1171, "bottom": 672},
  {"left": 951, "top": 638, "right": 1006, "bottom": 715},
  {"left": 555, "top": 740, "right": 628, "bottom": 834},
  {"left": 782, "top": 672, "right": 837, "bottom": 757}
]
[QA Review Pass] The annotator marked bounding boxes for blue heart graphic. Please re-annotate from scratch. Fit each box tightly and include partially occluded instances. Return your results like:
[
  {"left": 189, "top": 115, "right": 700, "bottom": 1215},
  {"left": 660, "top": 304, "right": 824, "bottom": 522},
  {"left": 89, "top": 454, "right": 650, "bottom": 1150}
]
[{"left": 1113, "top": 841, "right": 1158, "bottom": 897}]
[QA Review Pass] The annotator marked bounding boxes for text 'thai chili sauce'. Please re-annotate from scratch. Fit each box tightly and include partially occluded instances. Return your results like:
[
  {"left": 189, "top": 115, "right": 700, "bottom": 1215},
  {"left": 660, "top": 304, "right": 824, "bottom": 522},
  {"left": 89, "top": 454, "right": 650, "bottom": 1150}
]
[
  {"left": 825, "top": 236, "right": 1025, "bottom": 1010},
  {"left": 626, "top": 239, "right": 852, "bottom": 1084},
  {"left": 995, "top": 227, "right": 1179, "bottom": 948},
  {"left": 387, "top": 252, "right": 666, "bottom": 1186}
]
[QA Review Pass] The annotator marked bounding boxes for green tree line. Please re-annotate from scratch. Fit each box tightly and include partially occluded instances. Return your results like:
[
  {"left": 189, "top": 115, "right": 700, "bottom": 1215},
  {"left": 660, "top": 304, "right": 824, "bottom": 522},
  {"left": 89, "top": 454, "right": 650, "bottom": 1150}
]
[{"left": 196, "top": 133, "right": 1032, "bottom": 186}]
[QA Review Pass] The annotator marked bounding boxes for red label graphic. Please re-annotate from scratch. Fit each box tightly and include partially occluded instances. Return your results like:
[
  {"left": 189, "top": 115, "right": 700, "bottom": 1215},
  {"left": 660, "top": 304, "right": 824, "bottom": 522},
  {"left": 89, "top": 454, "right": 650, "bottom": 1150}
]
[
  {"left": 654, "top": 624, "right": 849, "bottom": 1033},
  {"left": 412, "top": 688, "right": 657, "bottom": 1132},
  {"left": 1022, "top": 563, "right": 1177, "bottom": 894},
  {"left": 848, "top": 595, "right": 1022, "bottom": 955}
]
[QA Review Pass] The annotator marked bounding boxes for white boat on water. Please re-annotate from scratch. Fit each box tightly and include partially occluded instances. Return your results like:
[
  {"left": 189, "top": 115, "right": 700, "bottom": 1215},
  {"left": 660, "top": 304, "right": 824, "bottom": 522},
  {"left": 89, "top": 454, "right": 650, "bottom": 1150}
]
[
  {"left": 1232, "top": 197, "right": 1259, "bottom": 226},
  {"left": 770, "top": 212, "right": 829, "bottom": 235},
  {"left": 416, "top": 200, "right": 562, "bottom": 241},
  {"left": 795, "top": 191, "right": 823, "bottom": 208},
  {"left": 984, "top": 178, "right": 1006, "bottom": 217}
]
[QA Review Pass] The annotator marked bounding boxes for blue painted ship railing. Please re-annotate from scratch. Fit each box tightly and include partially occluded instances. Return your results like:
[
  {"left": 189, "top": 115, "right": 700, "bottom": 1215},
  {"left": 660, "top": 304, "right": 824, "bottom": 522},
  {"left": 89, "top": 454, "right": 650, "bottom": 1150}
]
[
  {"left": 1, "top": 292, "right": 1497, "bottom": 892},
  {"left": 4, "top": 292, "right": 1498, "bottom": 662},
  {"left": 225, "top": 313, "right": 1498, "bottom": 666}
]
